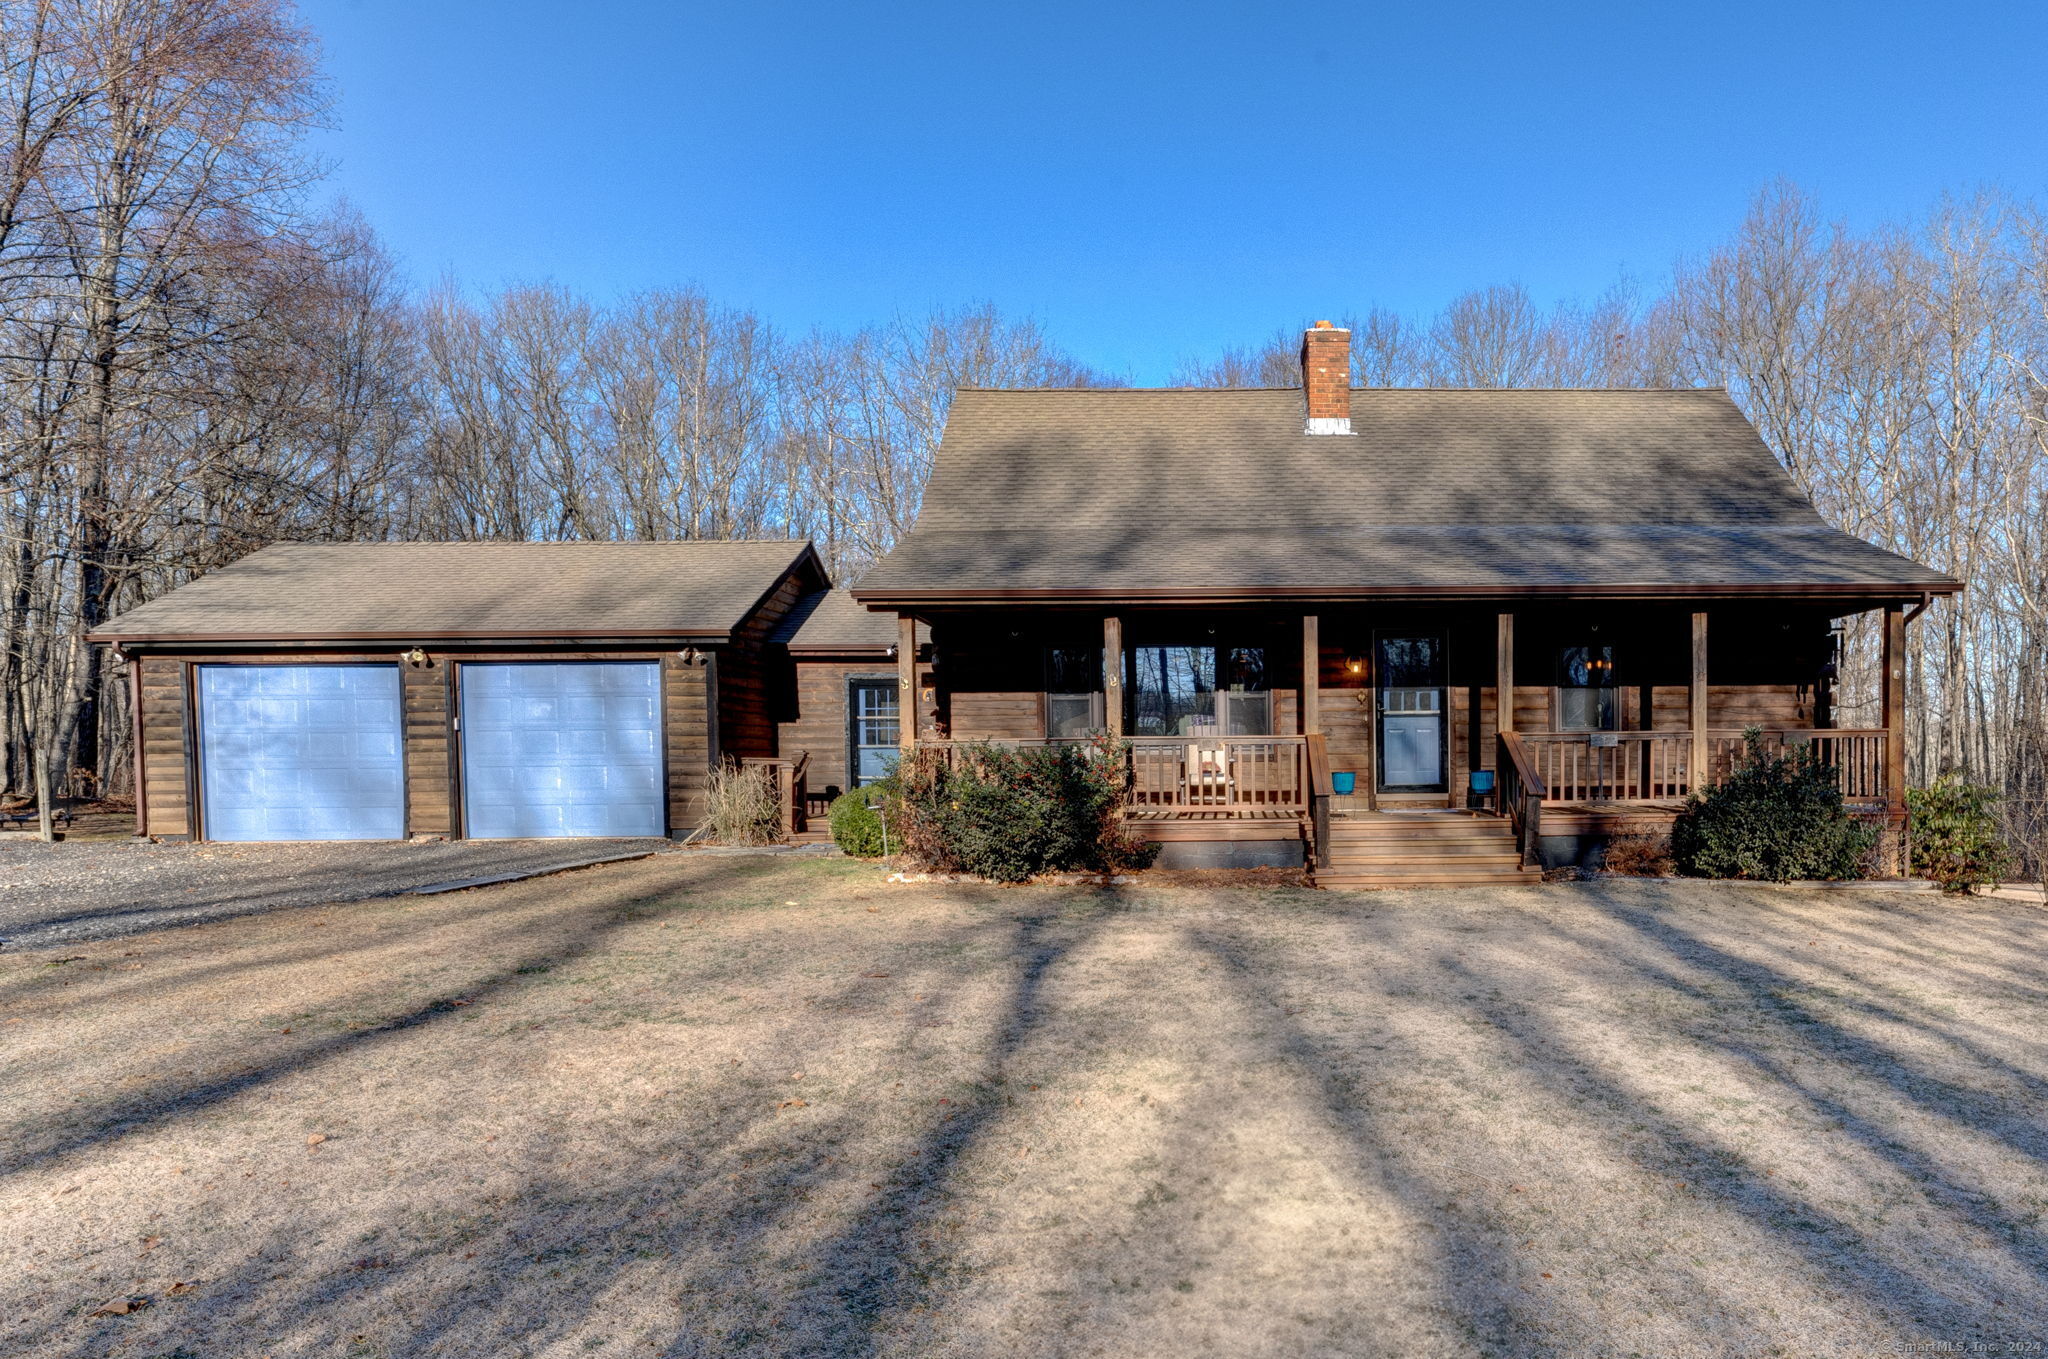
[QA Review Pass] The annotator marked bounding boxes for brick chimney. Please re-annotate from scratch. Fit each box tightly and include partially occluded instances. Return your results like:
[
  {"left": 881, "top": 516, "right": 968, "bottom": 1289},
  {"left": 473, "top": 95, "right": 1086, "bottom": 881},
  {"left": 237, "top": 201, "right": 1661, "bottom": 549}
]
[{"left": 1300, "top": 320, "right": 1352, "bottom": 435}]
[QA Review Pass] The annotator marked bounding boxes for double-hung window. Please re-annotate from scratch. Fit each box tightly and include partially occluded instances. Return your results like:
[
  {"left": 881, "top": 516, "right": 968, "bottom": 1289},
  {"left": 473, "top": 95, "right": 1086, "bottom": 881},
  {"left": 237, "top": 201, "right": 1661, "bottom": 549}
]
[{"left": 1044, "top": 647, "right": 1105, "bottom": 738}]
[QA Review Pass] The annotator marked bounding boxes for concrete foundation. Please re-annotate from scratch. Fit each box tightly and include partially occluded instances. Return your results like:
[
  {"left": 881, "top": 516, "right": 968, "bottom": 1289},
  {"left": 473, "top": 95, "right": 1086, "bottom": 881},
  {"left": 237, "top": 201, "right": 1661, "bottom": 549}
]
[{"left": 1150, "top": 838, "right": 1305, "bottom": 871}]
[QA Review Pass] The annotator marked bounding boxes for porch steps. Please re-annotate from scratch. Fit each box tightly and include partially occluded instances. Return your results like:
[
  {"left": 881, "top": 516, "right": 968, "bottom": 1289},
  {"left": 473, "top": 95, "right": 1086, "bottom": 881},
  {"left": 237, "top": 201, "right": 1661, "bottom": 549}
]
[{"left": 1314, "top": 812, "right": 1542, "bottom": 890}]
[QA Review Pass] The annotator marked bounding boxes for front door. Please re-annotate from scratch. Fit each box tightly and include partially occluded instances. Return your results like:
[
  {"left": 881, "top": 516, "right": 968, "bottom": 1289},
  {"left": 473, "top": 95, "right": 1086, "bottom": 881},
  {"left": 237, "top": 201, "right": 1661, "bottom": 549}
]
[
  {"left": 848, "top": 679, "right": 900, "bottom": 786},
  {"left": 1376, "top": 633, "right": 1447, "bottom": 793}
]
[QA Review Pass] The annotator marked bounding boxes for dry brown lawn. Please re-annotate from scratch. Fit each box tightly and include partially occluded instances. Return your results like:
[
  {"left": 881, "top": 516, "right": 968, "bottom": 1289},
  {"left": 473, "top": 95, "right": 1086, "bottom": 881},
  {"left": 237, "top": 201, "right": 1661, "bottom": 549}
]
[{"left": 2, "top": 856, "right": 2046, "bottom": 1357}]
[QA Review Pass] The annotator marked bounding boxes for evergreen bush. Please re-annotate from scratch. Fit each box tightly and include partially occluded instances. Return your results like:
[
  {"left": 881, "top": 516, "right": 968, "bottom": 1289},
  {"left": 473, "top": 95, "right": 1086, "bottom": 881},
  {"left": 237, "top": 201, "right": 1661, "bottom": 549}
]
[
  {"left": 1907, "top": 774, "right": 2013, "bottom": 893},
  {"left": 1671, "top": 729, "right": 1877, "bottom": 882},
  {"left": 828, "top": 781, "right": 894, "bottom": 858},
  {"left": 893, "top": 734, "right": 1158, "bottom": 882}
]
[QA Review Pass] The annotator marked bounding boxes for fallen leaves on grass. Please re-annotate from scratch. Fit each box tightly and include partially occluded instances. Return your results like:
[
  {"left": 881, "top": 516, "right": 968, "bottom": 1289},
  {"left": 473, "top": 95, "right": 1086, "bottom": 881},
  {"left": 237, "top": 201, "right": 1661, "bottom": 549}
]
[{"left": 89, "top": 1296, "right": 150, "bottom": 1317}]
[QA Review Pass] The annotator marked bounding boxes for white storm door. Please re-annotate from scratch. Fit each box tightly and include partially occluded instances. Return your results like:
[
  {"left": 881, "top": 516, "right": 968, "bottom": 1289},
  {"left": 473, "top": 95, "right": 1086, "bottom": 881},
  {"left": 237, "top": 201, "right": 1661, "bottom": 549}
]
[
  {"left": 461, "top": 662, "right": 664, "bottom": 839},
  {"left": 198, "top": 664, "right": 404, "bottom": 841}
]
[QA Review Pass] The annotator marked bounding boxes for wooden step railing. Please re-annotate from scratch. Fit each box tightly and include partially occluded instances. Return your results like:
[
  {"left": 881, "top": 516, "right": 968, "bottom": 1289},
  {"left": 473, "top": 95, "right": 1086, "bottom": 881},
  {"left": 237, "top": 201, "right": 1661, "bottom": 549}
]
[
  {"left": 1305, "top": 732, "right": 1332, "bottom": 868},
  {"left": 741, "top": 750, "right": 811, "bottom": 837},
  {"left": 1497, "top": 731, "right": 1546, "bottom": 870}
]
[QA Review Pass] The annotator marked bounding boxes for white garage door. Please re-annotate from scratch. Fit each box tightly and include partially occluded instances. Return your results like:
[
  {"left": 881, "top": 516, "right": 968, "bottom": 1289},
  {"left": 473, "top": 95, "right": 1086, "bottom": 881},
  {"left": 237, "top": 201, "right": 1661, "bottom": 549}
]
[
  {"left": 198, "top": 665, "right": 405, "bottom": 841},
  {"left": 460, "top": 662, "right": 664, "bottom": 839}
]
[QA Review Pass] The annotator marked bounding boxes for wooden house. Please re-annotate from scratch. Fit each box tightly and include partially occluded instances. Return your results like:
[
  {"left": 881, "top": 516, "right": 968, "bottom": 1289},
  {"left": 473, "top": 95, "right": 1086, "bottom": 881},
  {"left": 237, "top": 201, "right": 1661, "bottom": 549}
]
[{"left": 849, "top": 321, "right": 1961, "bottom": 886}]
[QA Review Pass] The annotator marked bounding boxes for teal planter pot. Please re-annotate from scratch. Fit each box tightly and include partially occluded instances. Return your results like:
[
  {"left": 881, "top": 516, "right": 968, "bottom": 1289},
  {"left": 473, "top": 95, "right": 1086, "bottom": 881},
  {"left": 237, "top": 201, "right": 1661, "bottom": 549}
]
[{"left": 1330, "top": 771, "right": 1357, "bottom": 796}]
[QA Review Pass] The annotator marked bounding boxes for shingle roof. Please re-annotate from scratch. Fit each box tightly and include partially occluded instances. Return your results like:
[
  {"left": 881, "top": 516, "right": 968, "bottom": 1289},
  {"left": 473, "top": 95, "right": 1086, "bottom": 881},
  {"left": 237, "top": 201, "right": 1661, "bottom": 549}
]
[
  {"left": 769, "top": 589, "right": 924, "bottom": 652},
  {"left": 854, "top": 387, "right": 1959, "bottom": 601},
  {"left": 92, "top": 540, "right": 819, "bottom": 642}
]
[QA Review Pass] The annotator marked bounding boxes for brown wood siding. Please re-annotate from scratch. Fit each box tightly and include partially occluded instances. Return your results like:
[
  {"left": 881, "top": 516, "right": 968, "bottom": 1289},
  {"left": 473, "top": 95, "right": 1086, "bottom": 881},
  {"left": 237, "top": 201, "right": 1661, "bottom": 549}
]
[
  {"left": 1710, "top": 684, "right": 1812, "bottom": 729},
  {"left": 716, "top": 565, "right": 823, "bottom": 761},
  {"left": 402, "top": 661, "right": 453, "bottom": 836},
  {"left": 665, "top": 655, "right": 712, "bottom": 832},
  {"left": 948, "top": 691, "right": 1043, "bottom": 740},
  {"left": 138, "top": 656, "right": 191, "bottom": 838}
]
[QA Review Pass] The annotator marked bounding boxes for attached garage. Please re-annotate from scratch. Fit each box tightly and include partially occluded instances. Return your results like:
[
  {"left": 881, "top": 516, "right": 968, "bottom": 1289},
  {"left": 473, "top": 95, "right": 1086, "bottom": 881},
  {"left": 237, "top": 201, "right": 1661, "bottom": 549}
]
[
  {"left": 460, "top": 662, "right": 664, "bottom": 838},
  {"left": 197, "top": 664, "right": 404, "bottom": 841}
]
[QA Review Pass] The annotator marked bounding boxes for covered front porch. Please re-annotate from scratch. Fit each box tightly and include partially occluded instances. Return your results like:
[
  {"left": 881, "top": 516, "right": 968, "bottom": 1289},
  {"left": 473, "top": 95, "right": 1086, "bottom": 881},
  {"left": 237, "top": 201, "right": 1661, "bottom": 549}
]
[{"left": 888, "top": 596, "right": 1916, "bottom": 874}]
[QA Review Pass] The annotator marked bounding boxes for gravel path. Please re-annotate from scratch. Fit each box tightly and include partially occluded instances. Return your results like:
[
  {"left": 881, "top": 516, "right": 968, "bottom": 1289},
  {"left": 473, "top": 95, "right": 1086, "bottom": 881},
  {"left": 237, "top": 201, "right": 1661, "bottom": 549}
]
[{"left": 0, "top": 837, "right": 681, "bottom": 948}]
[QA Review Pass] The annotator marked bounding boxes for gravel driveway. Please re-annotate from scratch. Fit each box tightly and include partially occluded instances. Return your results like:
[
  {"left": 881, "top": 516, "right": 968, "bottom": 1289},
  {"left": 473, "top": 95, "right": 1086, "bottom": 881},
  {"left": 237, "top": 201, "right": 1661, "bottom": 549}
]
[{"left": 0, "top": 837, "right": 678, "bottom": 948}]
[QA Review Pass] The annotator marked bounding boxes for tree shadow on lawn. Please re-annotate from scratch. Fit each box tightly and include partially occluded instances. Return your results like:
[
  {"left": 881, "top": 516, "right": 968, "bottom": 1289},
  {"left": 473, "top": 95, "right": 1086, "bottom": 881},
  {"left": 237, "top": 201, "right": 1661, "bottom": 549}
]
[
  {"left": 26, "top": 871, "right": 2048, "bottom": 1357},
  {"left": 1185, "top": 921, "right": 1565, "bottom": 1354},
  {"left": 1405, "top": 881, "right": 2045, "bottom": 1341},
  {"left": 17, "top": 871, "right": 1117, "bottom": 1359},
  {"left": 0, "top": 840, "right": 669, "bottom": 946},
  {"left": 0, "top": 875, "right": 670, "bottom": 1183}
]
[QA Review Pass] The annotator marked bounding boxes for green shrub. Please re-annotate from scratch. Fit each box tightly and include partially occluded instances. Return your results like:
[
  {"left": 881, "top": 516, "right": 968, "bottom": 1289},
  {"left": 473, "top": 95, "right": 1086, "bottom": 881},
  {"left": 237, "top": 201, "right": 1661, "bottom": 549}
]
[
  {"left": 829, "top": 781, "right": 894, "bottom": 858},
  {"left": 893, "top": 734, "right": 1158, "bottom": 882},
  {"left": 1907, "top": 774, "right": 2013, "bottom": 894},
  {"left": 1671, "top": 729, "right": 1877, "bottom": 882}
]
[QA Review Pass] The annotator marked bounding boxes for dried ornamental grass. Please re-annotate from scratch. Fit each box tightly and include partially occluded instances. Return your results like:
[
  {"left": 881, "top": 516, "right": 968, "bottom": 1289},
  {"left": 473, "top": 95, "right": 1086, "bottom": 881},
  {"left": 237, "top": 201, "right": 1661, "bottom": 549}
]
[{"left": 703, "top": 758, "right": 782, "bottom": 845}]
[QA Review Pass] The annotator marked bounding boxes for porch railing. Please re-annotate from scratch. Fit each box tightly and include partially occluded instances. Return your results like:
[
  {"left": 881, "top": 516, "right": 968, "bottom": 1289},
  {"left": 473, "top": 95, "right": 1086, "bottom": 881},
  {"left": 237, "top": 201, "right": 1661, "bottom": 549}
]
[
  {"left": 1523, "top": 731, "right": 1695, "bottom": 804},
  {"left": 1129, "top": 736, "right": 1307, "bottom": 813},
  {"left": 917, "top": 735, "right": 1308, "bottom": 817},
  {"left": 1704, "top": 729, "right": 1889, "bottom": 805},
  {"left": 1522, "top": 728, "right": 1888, "bottom": 807}
]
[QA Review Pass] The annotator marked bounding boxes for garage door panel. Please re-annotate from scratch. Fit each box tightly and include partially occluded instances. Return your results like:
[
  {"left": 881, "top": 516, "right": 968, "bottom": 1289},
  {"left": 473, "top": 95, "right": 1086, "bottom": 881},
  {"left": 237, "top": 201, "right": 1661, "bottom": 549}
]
[
  {"left": 461, "top": 662, "right": 664, "bottom": 839},
  {"left": 199, "top": 665, "right": 404, "bottom": 842}
]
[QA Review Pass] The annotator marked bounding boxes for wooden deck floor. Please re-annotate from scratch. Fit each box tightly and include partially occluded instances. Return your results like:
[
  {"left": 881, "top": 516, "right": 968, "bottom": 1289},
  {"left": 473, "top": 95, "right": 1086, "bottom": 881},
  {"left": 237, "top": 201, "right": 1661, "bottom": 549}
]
[{"left": 1126, "top": 808, "right": 1300, "bottom": 822}]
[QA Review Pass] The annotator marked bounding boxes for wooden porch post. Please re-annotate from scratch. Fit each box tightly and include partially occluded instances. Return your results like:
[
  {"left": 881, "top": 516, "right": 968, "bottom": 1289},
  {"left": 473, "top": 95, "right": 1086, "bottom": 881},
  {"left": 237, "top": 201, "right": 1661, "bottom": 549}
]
[
  {"left": 1103, "top": 616, "right": 1124, "bottom": 738},
  {"left": 1881, "top": 603, "right": 1906, "bottom": 817},
  {"left": 897, "top": 615, "right": 917, "bottom": 751},
  {"left": 1494, "top": 612, "right": 1514, "bottom": 740},
  {"left": 1689, "top": 611, "right": 1709, "bottom": 788},
  {"left": 1300, "top": 613, "right": 1320, "bottom": 736}
]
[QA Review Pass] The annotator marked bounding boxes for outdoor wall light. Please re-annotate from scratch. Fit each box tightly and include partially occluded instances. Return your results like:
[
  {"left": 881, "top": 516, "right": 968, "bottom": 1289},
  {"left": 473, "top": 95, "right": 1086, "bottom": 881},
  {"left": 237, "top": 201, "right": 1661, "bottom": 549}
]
[
  {"left": 678, "top": 646, "right": 700, "bottom": 664},
  {"left": 1343, "top": 654, "right": 1365, "bottom": 676},
  {"left": 404, "top": 647, "right": 429, "bottom": 667}
]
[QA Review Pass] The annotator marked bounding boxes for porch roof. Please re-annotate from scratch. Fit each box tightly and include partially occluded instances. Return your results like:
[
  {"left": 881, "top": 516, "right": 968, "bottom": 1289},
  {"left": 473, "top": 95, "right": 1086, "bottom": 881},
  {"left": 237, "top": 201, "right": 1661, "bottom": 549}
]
[
  {"left": 853, "top": 387, "right": 1959, "bottom": 605},
  {"left": 771, "top": 589, "right": 927, "bottom": 654}
]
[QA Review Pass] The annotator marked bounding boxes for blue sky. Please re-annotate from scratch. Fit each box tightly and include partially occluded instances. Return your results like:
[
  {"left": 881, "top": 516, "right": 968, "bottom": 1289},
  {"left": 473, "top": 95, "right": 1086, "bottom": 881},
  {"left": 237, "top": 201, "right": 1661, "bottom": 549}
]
[{"left": 300, "top": 0, "right": 2048, "bottom": 383}]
